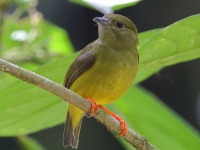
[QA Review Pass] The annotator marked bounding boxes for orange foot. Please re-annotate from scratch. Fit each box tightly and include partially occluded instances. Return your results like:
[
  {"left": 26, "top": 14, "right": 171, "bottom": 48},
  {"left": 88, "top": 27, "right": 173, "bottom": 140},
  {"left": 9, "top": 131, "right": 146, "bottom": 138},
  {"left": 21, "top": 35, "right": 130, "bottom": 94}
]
[
  {"left": 98, "top": 105, "right": 127, "bottom": 136},
  {"left": 85, "top": 98, "right": 99, "bottom": 117},
  {"left": 85, "top": 99, "right": 127, "bottom": 136}
]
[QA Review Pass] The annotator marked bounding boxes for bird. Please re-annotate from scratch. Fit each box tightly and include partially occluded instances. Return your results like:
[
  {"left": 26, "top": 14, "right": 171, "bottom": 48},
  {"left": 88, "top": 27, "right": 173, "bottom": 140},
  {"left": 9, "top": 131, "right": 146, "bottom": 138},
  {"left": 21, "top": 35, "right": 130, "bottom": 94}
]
[{"left": 63, "top": 14, "right": 139, "bottom": 149}]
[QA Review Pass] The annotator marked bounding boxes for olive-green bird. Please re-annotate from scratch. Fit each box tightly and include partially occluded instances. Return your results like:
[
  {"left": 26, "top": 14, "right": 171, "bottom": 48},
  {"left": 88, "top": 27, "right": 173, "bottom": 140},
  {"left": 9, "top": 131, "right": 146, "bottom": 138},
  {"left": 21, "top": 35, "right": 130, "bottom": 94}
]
[{"left": 63, "top": 14, "right": 139, "bottom": 149}]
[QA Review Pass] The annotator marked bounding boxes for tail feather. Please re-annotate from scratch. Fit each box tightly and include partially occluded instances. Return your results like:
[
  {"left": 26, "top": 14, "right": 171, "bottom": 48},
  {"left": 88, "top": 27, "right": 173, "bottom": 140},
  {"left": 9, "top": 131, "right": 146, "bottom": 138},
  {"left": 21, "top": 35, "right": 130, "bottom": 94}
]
[{"left": 63, "top": 104, "right": 84, "bottom": 149}]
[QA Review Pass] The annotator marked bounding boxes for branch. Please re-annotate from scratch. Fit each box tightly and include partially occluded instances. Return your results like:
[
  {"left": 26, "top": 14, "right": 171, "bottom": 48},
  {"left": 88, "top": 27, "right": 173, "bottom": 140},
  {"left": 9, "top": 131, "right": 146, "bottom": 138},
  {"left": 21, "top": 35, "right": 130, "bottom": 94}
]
[{"left": 0, "top": 59, "right": 159, "bottom": 150}]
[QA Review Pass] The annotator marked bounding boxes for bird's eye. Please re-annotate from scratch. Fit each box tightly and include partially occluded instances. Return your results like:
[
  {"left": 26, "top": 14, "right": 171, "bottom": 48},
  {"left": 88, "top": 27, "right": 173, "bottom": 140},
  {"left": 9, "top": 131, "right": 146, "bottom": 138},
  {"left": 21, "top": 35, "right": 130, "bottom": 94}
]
[{"left": 116, "top": 21, "right": 124, "bottom": 28}]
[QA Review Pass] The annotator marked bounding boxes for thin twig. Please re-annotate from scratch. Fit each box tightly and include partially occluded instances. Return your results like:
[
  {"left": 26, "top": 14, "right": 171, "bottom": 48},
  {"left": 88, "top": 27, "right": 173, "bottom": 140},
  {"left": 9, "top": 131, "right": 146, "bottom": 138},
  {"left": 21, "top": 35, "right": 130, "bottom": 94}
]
[{"left": 0, "top": 59, "right": 159, "bottom": 150}]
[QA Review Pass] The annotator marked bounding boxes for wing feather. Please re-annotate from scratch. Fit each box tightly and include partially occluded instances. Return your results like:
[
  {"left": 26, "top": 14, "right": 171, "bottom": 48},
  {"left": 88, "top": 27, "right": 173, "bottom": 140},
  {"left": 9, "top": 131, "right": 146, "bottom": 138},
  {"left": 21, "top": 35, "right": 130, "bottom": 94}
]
[{"left": 64, "top": 43, "right": 96, "bottom": 88}]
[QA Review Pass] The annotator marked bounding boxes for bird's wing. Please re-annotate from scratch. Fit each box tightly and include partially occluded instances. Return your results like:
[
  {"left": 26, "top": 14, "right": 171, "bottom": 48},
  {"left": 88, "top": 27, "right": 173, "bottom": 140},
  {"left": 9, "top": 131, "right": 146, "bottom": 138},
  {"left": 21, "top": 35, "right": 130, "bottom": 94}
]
[{"left": 63, "top": 43, "right": 96, "bottom": 88}]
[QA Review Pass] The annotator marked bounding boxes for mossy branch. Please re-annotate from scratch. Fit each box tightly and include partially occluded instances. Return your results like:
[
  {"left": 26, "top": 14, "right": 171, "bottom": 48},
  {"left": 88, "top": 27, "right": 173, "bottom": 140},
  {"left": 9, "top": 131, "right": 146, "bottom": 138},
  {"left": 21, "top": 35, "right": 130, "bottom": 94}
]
[{"left": 0, "top": 59, "right": 159, "bottom": 150}]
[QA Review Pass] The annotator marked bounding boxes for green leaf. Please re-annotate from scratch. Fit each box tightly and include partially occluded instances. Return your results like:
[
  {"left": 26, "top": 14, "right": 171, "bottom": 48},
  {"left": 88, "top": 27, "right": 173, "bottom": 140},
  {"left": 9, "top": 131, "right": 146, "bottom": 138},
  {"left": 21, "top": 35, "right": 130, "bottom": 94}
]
[
  {"left": 135, "top": 14, "right": 200, "bottom": 83},
  {"left": 0, "top": 55, "right": 77, "bottom": 136},
  {"left": 0, "top": 58, "right": 70, "bottom": 136},
  {"left": 112, "top": 1, "right": 141, "bottom": 11},
  {"left": 113, "top": 87, "right": 200, "bottom": 150},
  {"left": 0, "top": 14, "right": 200, "bottom": 150},
  {"left": 138, "top": 28, "right": 162, "bottom": 46}
]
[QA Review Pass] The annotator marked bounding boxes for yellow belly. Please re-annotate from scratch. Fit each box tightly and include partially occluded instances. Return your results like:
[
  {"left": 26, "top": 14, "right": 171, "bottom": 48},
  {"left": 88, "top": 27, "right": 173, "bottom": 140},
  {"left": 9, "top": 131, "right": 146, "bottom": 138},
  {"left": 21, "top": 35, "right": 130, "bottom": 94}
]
[{"left": 69, "top": 50, "right": 138, "bottom": 105}]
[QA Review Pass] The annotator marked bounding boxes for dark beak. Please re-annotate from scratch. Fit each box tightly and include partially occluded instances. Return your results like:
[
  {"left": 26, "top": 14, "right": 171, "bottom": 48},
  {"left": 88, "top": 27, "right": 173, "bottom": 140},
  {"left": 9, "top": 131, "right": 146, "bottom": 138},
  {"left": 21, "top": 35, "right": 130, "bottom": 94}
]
[{"left": 93, "top": 17, "right": 109, "bottom": 26}]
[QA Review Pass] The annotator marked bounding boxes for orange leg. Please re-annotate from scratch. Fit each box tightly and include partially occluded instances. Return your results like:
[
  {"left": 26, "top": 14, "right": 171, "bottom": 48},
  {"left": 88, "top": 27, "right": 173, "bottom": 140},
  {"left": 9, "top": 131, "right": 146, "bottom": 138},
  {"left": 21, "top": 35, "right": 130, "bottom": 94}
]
[
  {"left": 86, "top": 98, "right": 99, "bottom": 116},
  {"left": 85, "top": 99, "right": 127, "bottom": 136},
  {"left": 98, "top": 105, "right": 127, "bottom": 136}
]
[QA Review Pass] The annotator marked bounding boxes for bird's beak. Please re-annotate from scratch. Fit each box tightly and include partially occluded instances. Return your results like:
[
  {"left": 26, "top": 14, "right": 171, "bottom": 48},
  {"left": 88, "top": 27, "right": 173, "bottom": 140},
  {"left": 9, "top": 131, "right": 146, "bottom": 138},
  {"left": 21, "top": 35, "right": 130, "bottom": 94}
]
[{"left": 93, "top": 17, "right": 109, "bottom": 26}]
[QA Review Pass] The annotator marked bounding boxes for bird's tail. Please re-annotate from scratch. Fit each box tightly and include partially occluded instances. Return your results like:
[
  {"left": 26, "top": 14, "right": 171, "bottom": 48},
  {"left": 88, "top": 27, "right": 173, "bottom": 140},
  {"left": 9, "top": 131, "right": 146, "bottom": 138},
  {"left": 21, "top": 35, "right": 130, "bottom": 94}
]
[{"left": 63, "top": 104, "right": 84, "bottom": 149}]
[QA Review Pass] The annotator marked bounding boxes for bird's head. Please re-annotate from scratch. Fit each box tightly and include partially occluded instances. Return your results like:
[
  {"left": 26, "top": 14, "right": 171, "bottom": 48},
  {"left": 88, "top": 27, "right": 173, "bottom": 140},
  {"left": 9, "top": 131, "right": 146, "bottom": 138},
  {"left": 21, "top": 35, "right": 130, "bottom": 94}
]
[{"left": 93, "top": 14, "right": 138, "bottom": 49}]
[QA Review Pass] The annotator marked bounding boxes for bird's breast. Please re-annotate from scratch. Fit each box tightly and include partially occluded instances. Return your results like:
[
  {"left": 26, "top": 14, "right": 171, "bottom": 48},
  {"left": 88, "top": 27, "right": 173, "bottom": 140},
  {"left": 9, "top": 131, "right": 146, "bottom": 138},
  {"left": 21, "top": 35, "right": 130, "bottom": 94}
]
[{"left": 70, "top": 48, "right": 138, "bottom": 105}]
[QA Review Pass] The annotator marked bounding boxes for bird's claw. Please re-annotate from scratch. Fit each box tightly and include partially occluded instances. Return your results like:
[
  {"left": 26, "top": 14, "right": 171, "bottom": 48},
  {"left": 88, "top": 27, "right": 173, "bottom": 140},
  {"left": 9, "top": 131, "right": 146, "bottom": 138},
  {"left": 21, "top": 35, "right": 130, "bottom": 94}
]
[
  {"left": 118, "top": 118, "right": 127, "bottom": 136},
  {"left": 85, "top": 98, "right": 99, "bottom": 118}
]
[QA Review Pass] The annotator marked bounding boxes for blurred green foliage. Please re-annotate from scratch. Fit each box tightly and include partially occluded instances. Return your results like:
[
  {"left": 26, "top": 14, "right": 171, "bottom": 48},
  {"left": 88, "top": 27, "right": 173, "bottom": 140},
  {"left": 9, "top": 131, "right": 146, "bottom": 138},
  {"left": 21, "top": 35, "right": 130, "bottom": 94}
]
[
  {"left": 17, "top": 136, "right": 45, "bottom": 150},
  {"left": 0, "top": 1, "right": 200, "bottom": 150},
  {"left": 0, "top": 0, "right": 73, "bottom": 69}
]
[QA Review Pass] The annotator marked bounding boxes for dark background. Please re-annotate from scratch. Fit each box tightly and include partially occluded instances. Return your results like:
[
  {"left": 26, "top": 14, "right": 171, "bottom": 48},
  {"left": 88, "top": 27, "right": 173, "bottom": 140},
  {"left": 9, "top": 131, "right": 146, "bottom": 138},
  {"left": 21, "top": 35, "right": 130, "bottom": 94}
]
[{"left": 1, "top": 0, "right": 200, "bottom": 149}]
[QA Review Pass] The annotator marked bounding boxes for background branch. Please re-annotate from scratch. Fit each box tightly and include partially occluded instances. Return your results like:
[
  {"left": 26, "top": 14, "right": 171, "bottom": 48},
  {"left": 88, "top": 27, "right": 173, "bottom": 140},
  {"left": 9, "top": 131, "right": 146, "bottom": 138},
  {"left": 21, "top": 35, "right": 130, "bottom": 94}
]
[{"left": 0, "top": 59, "right": 159, "bottom": 150}]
